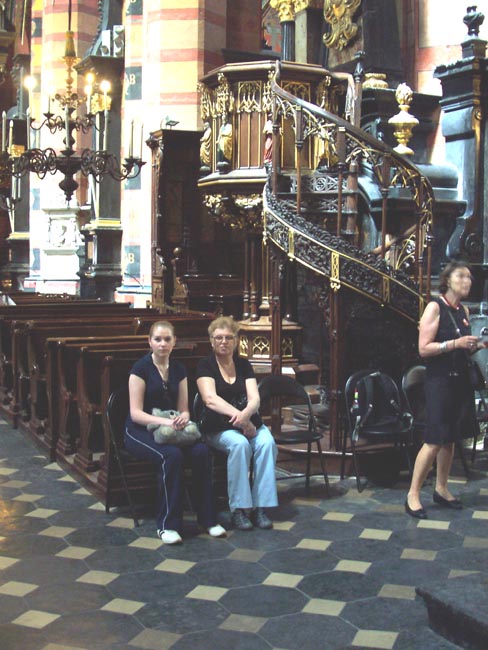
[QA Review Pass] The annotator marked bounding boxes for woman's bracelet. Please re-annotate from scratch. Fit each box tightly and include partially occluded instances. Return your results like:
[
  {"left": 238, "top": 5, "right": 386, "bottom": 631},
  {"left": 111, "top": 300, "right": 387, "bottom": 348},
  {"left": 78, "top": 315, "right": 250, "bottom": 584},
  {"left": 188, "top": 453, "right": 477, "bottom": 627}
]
[{"left": 439, "top": 341, "right": 448, "bottom": 353}]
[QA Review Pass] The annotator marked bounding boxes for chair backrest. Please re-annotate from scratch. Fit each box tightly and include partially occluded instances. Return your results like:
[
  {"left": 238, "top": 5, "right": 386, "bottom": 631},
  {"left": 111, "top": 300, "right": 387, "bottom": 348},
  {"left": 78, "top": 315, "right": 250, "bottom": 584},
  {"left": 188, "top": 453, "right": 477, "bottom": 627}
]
[
  {"left": 107, "top": 384, "right": 130, "bottom": 448},
  {"left": 345, "top": 369, "right": 405, "bottom": 434},
  {"left": 258, "top": 375, "right": 316, "bottom": 433},
  {"left": 401, "top": 365, "right": 426, "bottom": 425}
]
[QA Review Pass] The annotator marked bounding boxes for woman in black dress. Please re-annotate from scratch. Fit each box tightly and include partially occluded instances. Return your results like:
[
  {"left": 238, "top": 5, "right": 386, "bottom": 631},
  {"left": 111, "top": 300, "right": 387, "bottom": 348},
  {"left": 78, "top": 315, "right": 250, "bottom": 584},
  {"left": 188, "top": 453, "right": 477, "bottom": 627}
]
[{"left": 405, "top": 261, "right": 486, "bottom": 519}]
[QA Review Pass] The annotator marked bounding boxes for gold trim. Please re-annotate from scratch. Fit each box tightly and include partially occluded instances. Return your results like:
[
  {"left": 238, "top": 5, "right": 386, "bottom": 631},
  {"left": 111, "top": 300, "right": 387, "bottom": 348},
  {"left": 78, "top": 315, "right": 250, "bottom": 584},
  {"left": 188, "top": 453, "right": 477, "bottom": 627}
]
[
  {"left": 270, "top": 0, "right": 295, "bottom": 22},
  {"left": 330, "top": 250, "right": 340, "bottom": 291}
]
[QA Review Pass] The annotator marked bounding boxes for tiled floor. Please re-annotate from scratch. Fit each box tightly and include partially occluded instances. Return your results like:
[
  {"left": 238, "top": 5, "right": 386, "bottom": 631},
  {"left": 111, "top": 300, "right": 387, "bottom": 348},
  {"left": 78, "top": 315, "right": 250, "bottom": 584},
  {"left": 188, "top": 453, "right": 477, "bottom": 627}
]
[{"left": 1, "top": 418, "right": 488, "bottom": 650}]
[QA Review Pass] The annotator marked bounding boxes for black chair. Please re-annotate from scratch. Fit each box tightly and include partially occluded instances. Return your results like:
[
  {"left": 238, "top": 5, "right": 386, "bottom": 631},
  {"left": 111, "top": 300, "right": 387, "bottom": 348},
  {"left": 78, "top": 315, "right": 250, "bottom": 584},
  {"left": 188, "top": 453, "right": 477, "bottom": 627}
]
[
  {"left": 401, "top": 364, "right": 471, "bottom": 477},
  {"left": 342, "top": 369, "right": 414, "bottom": 492},
  {"left": 105, "top": 385, "right": 141, "bottom": 526},
  {"left": 258, "top": 375, "right": 330, "bottom": 495},
  {"left": 473, "top": 390, "right": 488, "bottom": 463}
]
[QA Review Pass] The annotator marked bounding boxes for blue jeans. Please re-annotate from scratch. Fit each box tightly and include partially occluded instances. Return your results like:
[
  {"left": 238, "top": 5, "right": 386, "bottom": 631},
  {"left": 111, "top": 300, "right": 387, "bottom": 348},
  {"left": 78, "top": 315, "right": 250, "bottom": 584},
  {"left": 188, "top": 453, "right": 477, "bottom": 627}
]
[{"left": 205, "top": 424, "right": 278, "bottom": 512}]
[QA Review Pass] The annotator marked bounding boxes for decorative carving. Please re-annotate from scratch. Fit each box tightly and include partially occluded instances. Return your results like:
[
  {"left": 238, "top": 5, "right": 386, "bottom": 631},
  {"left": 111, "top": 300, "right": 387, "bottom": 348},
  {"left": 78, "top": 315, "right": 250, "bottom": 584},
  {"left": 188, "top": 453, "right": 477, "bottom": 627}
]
[
  {"left": 237, "top": 81, "right": 261, "bottom": 114},
  {"left": 323, "top": 0, "right": 361, "bottom": 51},
  {"left": 215, "top": 73, "right": 234, "bottom": 117},
  {"left": 282, "top": 81, "right": 310, "bottom": 101},
  {"left": 270, "top": 0, "right": 295, "bottom": 22},
  {"left": 197, "top": 82, "right": 214, "bottom": 121},
  {"left": 204, "top": 193, "right": 263, "bottom": 231},
  {"left": 464, "top": 5, "right": 484, "bottom": 37}
]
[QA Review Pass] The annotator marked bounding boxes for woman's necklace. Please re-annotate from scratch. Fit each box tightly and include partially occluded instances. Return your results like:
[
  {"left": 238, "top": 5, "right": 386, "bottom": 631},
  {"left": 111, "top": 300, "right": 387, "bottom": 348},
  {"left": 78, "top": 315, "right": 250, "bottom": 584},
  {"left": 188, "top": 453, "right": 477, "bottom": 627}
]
[
  {"left": 152, "top": 355, "right": 169, "bottom": 379},
  {"left": 441, "top": 294, "right": 460, "bottom": 310}
]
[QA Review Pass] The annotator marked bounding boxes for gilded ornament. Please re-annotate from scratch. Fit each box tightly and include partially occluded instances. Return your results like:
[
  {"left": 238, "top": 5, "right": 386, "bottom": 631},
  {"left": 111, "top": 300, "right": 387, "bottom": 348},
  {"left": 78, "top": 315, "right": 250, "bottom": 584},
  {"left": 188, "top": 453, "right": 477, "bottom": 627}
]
[
  {"left": 323, "top": 0, "right": 361, "bottom": 51},
  {"left": 270, "top": 0, "right": 295, "bottom": 22},
  {"left": 362, "top": 73, "right": 388, "bottom": 89},
  {"left": 388, "top": 83, "right": 419, "bottom": 156}
]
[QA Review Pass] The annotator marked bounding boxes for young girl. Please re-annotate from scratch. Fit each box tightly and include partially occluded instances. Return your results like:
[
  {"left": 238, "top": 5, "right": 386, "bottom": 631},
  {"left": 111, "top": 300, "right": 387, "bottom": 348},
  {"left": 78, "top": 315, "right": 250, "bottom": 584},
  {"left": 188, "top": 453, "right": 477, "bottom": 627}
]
[{"left": 125, "top": 320, "right": 226, "bottom": 543}]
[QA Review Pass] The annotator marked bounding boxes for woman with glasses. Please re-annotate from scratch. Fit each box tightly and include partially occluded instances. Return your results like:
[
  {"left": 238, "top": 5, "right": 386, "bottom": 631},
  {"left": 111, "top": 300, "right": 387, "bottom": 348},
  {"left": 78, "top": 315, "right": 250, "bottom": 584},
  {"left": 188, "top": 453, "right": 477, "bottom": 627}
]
[
  {"left": 125, "top": 320, "right": 226, "bottom": 544},
  {"left": 405, "top": 261, "right": 486, "bottom": 519},
  {"left": 196, "top": 316, "right": 278, "bottom": 531}
]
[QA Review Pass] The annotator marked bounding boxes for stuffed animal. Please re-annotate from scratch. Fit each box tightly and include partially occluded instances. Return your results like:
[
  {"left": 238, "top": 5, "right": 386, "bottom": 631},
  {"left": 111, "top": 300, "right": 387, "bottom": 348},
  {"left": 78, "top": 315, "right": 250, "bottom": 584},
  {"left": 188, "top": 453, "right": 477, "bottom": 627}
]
[{"left": 147, "top": 409, "right": 202, "bottom": 446}]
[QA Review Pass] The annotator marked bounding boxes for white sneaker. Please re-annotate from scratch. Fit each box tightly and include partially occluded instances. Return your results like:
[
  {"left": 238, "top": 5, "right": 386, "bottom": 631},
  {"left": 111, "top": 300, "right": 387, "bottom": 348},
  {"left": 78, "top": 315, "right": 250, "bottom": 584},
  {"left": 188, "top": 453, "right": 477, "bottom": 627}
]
[
  {"left": 207, "top": 524, "right": 227, "bottom": 538},
  {"left": 157, "top": 529, "right": 182, "bottom": 544}
]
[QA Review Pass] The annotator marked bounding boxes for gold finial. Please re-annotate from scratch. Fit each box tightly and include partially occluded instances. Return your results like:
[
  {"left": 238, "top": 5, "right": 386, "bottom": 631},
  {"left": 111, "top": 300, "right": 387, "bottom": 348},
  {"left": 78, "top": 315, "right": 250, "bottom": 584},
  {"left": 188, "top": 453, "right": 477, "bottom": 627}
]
[{"left": 388, "top": 83, "right": 419, "bottom": 156}]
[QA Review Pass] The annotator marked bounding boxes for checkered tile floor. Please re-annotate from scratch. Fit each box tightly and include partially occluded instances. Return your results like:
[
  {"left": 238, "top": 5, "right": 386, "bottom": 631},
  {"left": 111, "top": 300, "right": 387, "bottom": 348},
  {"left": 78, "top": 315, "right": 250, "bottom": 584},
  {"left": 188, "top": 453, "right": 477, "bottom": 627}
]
[{"left": 1, "top": 417, "right": 488, "bottom": 650}]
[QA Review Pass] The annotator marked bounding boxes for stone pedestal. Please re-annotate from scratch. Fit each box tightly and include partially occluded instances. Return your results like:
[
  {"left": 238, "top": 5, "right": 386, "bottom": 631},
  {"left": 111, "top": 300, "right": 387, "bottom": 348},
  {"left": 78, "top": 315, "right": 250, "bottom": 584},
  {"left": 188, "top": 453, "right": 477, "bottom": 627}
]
[
  {"left": 78, "top": 219, "right": 123, "bottom": 301},
  {"left": 34, "top": 208, "right": 84, "bottom": 294}
]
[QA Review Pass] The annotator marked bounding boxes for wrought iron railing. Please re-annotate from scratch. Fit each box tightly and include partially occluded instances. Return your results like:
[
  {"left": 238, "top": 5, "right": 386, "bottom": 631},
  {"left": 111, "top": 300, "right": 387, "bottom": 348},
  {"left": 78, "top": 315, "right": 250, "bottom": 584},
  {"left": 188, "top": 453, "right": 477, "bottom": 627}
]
[{"left": 265, "top": 63, "right": 434, "bottom": 319}]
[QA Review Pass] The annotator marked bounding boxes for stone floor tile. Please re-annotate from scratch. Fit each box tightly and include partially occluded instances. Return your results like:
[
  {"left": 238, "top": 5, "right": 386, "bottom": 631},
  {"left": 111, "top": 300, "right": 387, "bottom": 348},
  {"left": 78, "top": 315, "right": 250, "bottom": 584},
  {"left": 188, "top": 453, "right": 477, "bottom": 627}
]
[
  {"left": 101, "top": 598, "right": 145, "bottom": 614},
  {"left": 55, "top": 546, "right": 95, "bottom": 560},
  {"left": 155, "top": 559, "right": 195, "bottom": 574},
  {"left": 0, "top": 580, "right": 38, "bottom": 596},
  {"left": 352, "top": 629, "right": 398, "bottom": 649},
  {"left": 323, "top": 512, "right": 354, "bottom": 522},
  {"left": 129, "top": 537, "right": 163, "bottom": 550},
  {"left": 360, "top": 528, "right": 392, "bottom": 540},
  {"left": 76, "top": 570, "right": 118, "bottom": 586},
  {"left": 185, "top": 585, "right": 228, "bottom": 601},
  {"left": 128, "top": 629, "right": 181, "bottom": 650},
  {"left": 334, "top": 559, "right": 371, "bottom": 573},
  {"left": 378, "top": 584, "right": 417, "bottom": 600},
  {"left": 219, "top": 613, "right": 266, "bottom": 632},
  {"left": 12, "top": 609, "right": 61, "bottom": 629},
  {"left": 39, "top": 526, "right": 76, "bottom": 538},
  {"left": 302, "top": 598, "right": 346, "bottom": 616},
  {"left": 25, "top": 508, "right": 59, "bottom": 519},
  {"left": 263, "top": 572, "right": 302, "bottom": 588},
  {"left": 401, "top": 548, "right": 437, "bottom": 561}
]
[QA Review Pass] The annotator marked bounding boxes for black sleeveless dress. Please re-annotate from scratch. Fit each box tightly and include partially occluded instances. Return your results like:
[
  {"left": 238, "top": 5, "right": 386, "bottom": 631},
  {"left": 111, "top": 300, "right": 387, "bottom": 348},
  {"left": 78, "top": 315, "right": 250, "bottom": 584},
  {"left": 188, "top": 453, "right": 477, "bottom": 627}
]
[{"left": 424, "top": 297, "right": 479, "bottom": 444}]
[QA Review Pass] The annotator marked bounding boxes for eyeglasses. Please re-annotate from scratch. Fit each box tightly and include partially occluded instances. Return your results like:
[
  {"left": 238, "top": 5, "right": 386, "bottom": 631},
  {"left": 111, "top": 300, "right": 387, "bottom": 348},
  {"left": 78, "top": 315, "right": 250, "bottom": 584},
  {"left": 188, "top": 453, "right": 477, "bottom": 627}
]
[{"left": 212, "top": 335, "right": 235, "bottom": 342}]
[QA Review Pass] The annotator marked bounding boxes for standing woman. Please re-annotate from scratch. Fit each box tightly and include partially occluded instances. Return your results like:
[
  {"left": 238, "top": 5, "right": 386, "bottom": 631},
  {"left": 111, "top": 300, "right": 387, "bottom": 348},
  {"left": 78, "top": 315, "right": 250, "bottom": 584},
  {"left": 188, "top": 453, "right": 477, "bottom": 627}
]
[
  {"left": 406, "top": 261, "right": 486, "bottom": 518},
  {"left": 125, "top": 320, "right": 226, "bottom": 543},
  {"left": 196, "top": 316, "right": 278, "bottom": 531}
]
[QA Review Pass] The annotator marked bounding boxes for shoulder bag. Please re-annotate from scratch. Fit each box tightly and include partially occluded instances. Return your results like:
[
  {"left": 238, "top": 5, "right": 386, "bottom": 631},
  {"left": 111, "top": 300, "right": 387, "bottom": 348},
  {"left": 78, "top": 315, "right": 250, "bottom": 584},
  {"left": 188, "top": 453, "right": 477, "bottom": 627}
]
[{"left": 446, "top": 308, "right": 486, "bottom": 391}]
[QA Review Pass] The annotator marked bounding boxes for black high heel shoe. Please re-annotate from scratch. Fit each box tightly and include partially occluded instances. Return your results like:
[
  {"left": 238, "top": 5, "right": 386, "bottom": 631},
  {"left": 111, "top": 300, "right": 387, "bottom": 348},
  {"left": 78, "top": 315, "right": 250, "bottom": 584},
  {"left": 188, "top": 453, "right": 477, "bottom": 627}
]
[
  {"left": 404, "top": 499, "right": 427, "bottom": 519},
  {"left": 433, "top": 490, "right": 462, "bottom": 510}
]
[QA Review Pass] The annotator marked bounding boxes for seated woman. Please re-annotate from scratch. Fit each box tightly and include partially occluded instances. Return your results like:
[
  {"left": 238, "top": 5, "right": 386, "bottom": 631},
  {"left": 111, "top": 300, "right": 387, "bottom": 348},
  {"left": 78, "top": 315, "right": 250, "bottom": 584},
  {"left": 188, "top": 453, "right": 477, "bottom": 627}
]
[
  {"left": 196, "top": 316, "right": 278, "bottom": 531},
  {"left": 125, "top": 320, "right": 226, "bottom": 544}
]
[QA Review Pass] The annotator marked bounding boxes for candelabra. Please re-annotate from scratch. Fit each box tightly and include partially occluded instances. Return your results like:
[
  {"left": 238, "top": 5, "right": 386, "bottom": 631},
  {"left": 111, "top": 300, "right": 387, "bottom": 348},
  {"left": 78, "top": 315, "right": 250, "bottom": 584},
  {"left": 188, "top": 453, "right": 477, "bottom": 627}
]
[{"left": 0, "top": 26, "right": 144, "bottom": 204}]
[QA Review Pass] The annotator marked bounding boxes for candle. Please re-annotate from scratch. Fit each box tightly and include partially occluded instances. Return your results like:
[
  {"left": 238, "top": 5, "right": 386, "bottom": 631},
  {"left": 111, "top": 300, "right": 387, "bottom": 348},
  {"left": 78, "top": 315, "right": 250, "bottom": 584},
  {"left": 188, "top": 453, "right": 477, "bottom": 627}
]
[
  {"left": 47, "top": 93, "right": 51, "bottom": 115},
  {"left": 140, "top": 124, "right": 144, "bottom": 159},
  {"left": 103, "top": 109, "right": 108, "bottom": 150},
  {"left": 85, "top": 86, "right": 92, "bottom": 115},
  {"left": 1, "top": 111, "right": 6, "bottom": 151},
  {"left": 128, "top": 120, "right": 134, "bottom": 158},
  {"left": 95, "top": 111, "right": 101, "bottom": 149},
  {"left": 26, "top": 107, "right": 30, "bottom": 150},
  {"left": 65, "top": 106, "right": 70, "bottom": 148},
  {"left": 8, "top": 120, "right": 14, "bottom": 153}
]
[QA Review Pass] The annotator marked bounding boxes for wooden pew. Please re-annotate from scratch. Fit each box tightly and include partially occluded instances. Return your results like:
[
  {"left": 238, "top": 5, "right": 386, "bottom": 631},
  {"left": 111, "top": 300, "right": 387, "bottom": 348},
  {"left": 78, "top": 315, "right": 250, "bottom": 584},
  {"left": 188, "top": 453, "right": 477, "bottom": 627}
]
[
  {"left": 0, "top": 302, "right": 154, "bottom": 406},
  {"left": 11, "top": 319, "right": 142, "bottom": 432}
]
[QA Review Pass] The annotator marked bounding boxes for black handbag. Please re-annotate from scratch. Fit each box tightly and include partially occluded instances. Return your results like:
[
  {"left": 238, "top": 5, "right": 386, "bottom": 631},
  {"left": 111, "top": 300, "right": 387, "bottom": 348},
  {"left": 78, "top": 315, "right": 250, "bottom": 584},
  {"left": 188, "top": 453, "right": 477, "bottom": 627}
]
[
  {"left": 446, "top": 308, "right": 486, "bottom": 391},
  {"left": 198, "top": 394, "right": 248, "bottom": 435},
  {"left": 466, "top": 357, "right": 486, "bottom": 391}
]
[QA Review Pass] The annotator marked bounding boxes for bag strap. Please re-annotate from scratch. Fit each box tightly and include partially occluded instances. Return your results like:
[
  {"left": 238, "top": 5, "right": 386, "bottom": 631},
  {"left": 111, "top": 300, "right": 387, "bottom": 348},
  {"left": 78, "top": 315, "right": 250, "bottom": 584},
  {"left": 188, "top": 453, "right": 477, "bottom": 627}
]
[{"left": 445, "top": 303, "right": 472, "bottom": 364}]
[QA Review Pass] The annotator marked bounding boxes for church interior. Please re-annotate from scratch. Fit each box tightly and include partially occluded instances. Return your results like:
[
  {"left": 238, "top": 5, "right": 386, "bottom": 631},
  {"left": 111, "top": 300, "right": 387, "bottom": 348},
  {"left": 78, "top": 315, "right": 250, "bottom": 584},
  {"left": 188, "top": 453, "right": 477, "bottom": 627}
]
[{"left": 1, "top": 1, "right": 488, "bottom": 649}]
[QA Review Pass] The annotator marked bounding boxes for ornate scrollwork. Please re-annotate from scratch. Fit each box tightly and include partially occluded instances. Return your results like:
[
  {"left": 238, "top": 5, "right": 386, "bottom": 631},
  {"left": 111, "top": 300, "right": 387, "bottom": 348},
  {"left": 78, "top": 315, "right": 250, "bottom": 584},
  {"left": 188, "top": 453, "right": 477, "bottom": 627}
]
[
  {"left": 270, "top": 0, "right": 295, "bottom": 22},
  {"left": 197, "top": 82, "right": 214, "bottom": 121},
  {"left": 323, "top": 0, "right": 361, "bottom": 51},
  {"left": 204, "top": 193, "right": 263, "bottom": 231}
]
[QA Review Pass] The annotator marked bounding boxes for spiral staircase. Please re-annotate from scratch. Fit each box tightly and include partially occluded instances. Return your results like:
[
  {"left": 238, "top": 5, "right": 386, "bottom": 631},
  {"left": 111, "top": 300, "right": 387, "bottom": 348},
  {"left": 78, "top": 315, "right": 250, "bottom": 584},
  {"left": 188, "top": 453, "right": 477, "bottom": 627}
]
[{"left": 197, "top": 60, "right": 435, "bottom": 452}]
